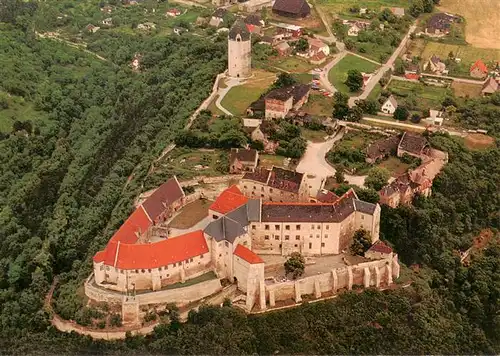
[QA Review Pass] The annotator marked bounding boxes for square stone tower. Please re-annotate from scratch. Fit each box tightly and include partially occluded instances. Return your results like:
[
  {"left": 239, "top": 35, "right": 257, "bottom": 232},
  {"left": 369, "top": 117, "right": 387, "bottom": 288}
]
[{"left": 228, "top": 19, "right": 252, "bottom": 78}]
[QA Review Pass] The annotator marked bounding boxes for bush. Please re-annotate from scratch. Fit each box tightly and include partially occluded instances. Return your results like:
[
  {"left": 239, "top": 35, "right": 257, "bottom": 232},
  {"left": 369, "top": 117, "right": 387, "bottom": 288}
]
[{"left": 110, "top": 313, "right": 122, "bottom": 327}]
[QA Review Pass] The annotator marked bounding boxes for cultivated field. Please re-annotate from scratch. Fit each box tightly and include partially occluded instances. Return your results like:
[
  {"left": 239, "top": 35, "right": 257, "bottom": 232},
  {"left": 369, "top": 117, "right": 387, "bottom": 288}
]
[
  {"left": 451, "top": 81, "right": 483, "bottom": 98},
  {"left": 387, "top": 80, "right": 452, "bottom": 109},
  {"left": 416, "top": 41, "right": 500, "bottom": 65},
  {"left": 438, "top": 0, "right": 500, "bottom": 49},
  {"left": 315, "top": 0, "right": 408, "bottom": 14},
  {"left": 328, "top": 54, "right": 379, "bottom": 94}
]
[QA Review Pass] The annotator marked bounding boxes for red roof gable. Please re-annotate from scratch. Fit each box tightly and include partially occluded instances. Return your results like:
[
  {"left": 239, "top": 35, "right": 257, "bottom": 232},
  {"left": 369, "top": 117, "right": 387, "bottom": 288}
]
[
  {"left": 94, "top": 230, "right": 209, "bottom": 269},
  {"left": 368, "top": 240, "right": 393, "bottom": 254},
  {"left": 470, "top": 59, "right": 488, "bottom": 74},
  {"left": 234, "top": 244, "right": 264, "bottom": 264},
  {"left": 142, "top": 177, "right": 184, "bottom": 221},
  {"left": 111, "top": 206, "right": 151, "bottom": 244},
  {"left": 405, "top": 73, "right": 420, "bottom": 80},
  {"left": 209, "top": 185, "right": 248, "bottom": 214}
]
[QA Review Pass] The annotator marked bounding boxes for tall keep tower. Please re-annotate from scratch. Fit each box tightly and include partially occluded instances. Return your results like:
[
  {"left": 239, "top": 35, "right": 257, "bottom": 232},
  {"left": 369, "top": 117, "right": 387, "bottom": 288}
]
[{"left": 228, "top": 19, "right": 251, "bottom": 78}]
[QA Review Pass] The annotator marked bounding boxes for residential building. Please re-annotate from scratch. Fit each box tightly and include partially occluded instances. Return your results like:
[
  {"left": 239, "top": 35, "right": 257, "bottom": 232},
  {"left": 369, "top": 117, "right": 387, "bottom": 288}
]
[
  {"left": 424, "top": 109, "right": 444, "bottom": 126},
  {"left": 229, "top": 148, "right": 259, "bottom": 174},
  {"left": 424, "top": 55, "right": 447, "bottom": 74},
  {"left": 397, "top": 132, "right": 430, "bottom": 158},
  {"left": 482, "top": 77, "right": 499, "bottom": 96},
  {"left": 365, "top": 135, "right": 401, "bottom": 163},
  {"left": 272, "top": 22, "right": 303, "bottom": 38},
  {"left": 272, "top": 0, "right": 311, "bottom": 18},
  {"left": 101, "top": 18, "right": 113, "bottom": 26},
  {"left": 307, "top": 37, "right": 329, "bottom": 57},
  {"left": 264, "top": 84, "right": 310, "bottom": 119},
  {"left": 240, "top": 166, "right": 309, "bottom": 202},
  {"left": 275, "top": 41, "right": 291, "bottom": 56},
  {"left": 244, "top": 14, "right": 264, "bottom": 34},
  {"left": 209, "top": 8, "right": 226, "bottom": 27},
  {"left": 166, "top": 8, "right": 181, "bottom": 17},
  {"left": 137, "top": 22, "right": 156, "bottom": 30},
  {"left": 470, "top": 59, "right": 488, "bottom": 79},
  {"left": 425, "top": 12, "right": 458, "bottom": 35},
  {"left": 86, "top": 24, "right": 100, "bottom": 33},
  {"left": 381, "top": 95, "right": 398, "bottom": 114}
]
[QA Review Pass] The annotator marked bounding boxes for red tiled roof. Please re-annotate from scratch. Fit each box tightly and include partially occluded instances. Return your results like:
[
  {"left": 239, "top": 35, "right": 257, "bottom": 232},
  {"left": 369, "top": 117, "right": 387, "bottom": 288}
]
[
  {"left": 111, "top": 206, "right": 151, "bottom": 244},
  {"left": 94, "top": 230, "right": 209, "bottom": 269},
  {"left": 234, "top": 244, "right": 264, "bottom": 264},
  {"left": 209, "top": 185, "right": 248, "bottom": 214},
  {"left": 142, "top": 177, "right": 184, "bottom": 221},
  {"left": 405, "top": 73, "right": 420, "bottom": 80},
  {"left": 368, "top": 240, "right": 393, "bottom": 254},
  {"left": 470, "top": 59, "right": 488, "bottom": 74}
]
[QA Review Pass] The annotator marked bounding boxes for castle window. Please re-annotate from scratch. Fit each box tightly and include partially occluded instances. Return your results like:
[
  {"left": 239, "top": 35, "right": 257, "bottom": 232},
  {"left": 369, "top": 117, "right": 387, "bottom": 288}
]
[
  {"left": 141, "top": 269, "right": 145, "bottom": 273},
  {"left": 285, "top": 225, "right": 290, "bottom": 230},
  {"left": 225, "top": 241, "right": 229, "bottom": 247},
  {"left": 317, "top": 225, "right": 321, "bottom": 229},
  {"left": 326, "top": 225, "right": 329, "bottom": 230},
  {"left": 269, "top": 197, "right": 273, "bottom": 201},
  {"left": 261, "top": 194, "right": 264, "bottom": 198},
  {"left": 309, "top": 243, "right": 312, "bottom": 249},
  {"left": 312, "top": 225, "right": 314, "bottom": 230},
  {"left": 200, "top": 254, "right": 204, "bottom": 259},
  {"left": 100, "top": 265, "right": 104, "bottom": 271},
  {"left": 296, "top": 225, "right": 301, "bottom": 230},
  {"left": 265, "top": 235, "right": 270, "bottom": 240},
  {"left": 135, "top": 269, "right": 139, "bottom": 273},
  {"left": 265, "top": 224, "right": 269, "bottom": 230},
  {"left": 361, "top": 215, "right": 364, "bottom": 220},
  {"left": 296, "top": 235, "right": 300, "bottom": 240},
  {"left": 285, "top": 235, "right": 290, "bottom": 240},
  {"left": 261, "top": 187, "right": 264, "bottom": 192},
  {"left": 279, "top": 244, "right": 282, "bottom": 248},
  {"left": 213, "top": 215, "right": 218, "bottom": 219},
  {"left": 120, "top": 270, "right": 124, "bottom": 274},
  {"left": 252, "top": 225, "right": 256, "bottom": 230},
  {"left": 275, "top": 225, "right": 280, "bottom": 230},
  {"left": 274, "top": 235, "right": 279, "bottom": 240},
  {"left": 253, "top": 186, "right": 256, "bottom": 190},
  {"left": 321, "top": 243, "right": 325, "bottom": 247},
  {"left": 294, "top": 244, "right": 298, "bottom": 247},
  {"left": 190, "top": 258, "right": 194, "bottom": 262},
  {"left": 310, "top": 234, "right": 313, "bottom": 238},
  {"left": 148, "top": 269, "right": 151, "bottom": 273},
  {"left": 269, "top": 188, "right": 273, "bottom": 193},
  {"left": 324, "top": 234, "right": 328, "bottom": 238},
  {"left": 316, "top": 235, "right": 320, "bottom": 238},
  {"left": 106, "top": 266, "right": 110, "bottom": 271},
  {"left": 167, "top": 274, "right": 170, "bottom": 277},
  {"left": 244, "top": 185, "right": 247, "bottom": 189}
]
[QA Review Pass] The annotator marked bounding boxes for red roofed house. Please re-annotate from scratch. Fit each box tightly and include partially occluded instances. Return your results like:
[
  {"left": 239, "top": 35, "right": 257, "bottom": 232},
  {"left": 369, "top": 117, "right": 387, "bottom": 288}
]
[
  {"left": 470, "top": 59, "right": 488, "bottom": 79},
  {"left": 142, "top": 177, "right": 185, "bottom": 225},
  {"left": 365, "top": 240, "right": 393, "bottom": 260},
  {"left": 229, "top": 148, "right": 259, "bottom": 174},
  {"left": 209, "top": 185, "right": 248, "bottom": 218},
  {"left": 93, "top": 230, "right": 211, "bottom": 291},
  {"left": 233, "top": 244, "right": 265, "bottom": 308}
]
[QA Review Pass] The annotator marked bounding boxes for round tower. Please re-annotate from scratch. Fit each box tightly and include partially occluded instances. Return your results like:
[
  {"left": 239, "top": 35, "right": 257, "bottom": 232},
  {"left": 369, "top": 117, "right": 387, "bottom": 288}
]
[{"left": 228, "top": 19, "right": 251, "bottom": 78}]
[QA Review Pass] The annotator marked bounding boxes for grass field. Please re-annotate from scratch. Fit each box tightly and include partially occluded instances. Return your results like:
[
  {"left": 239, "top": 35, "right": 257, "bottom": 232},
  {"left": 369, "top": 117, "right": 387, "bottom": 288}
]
[
  {"left": 259, "top": 154, "right": 289, "bottom": 169},
  {"left": 377, "top": 156, "right": 411, "bottom": 177},
  {"left": 270, "top": 56, "right": 316, "bottom": 73},
  {"left": 328, "top": 54, "right": 379, "bottom": 95},
  {"left": 302, "top": 128, "right": 328, "bottom": 142},
  {"left": 0, "top": 93, "right": 50, "bottom": 132},
  {"left": 463, "top": 133, "right": 496, "bottom": 150},
  {"left": 438, "top": 0, "right": 500, "bottom": 49},
  {"left": 169, "top": 199, "right": 213, "bottom": 229},
  {"left": 220, "top": 70, "right": 276, "bottom": 116},
  {"left": 451, "top": 81, "right": 483, "bottom": 98},
  {"left": 387, "top": 80, "right": 452, "bottom": 109},
  {"left": 301, "top": 92, "right": 333, "bottom": 117},
  {"left": 157, "top": 148, "right": 223, "bottom": 181},
  {"left": 316, "top": 0, "right": 408, "bottom": 14}
]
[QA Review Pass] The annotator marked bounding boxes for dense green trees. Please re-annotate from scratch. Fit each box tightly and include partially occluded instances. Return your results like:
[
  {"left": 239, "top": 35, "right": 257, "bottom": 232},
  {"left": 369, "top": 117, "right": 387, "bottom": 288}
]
[{"left": 345, "top": 69, "right": 364, "bottom": 92}]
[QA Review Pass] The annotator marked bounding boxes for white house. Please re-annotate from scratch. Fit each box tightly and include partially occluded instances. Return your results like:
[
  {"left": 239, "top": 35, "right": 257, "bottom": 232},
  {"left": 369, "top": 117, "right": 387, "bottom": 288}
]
[
  {"left": 348, "top": 23, "right": 361, "bottom": 37},
  {"left": 425, "top": 109, "right": 444, "bottom": 126},
  {"left": 382, "top": 95, "right": 398, "bottom": 114}
]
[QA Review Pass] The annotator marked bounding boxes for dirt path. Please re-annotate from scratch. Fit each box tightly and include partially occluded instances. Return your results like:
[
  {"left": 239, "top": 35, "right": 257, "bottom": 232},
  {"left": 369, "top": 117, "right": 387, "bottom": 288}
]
[{"left": 36, "top": 32, "right": 110, "bottom": 63}]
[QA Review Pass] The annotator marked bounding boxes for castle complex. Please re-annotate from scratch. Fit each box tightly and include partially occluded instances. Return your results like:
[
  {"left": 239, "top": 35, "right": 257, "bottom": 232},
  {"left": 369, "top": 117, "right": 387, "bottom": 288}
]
[
  {"left": 89, "top": 170, "right": 398, "bottom": 318},
  {"left": 228, "top": 19, "right": 252, "bottom": 78}
]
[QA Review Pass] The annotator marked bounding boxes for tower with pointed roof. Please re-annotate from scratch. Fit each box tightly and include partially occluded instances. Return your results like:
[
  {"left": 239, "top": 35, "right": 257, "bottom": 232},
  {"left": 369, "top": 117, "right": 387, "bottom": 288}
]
[{"left": 228, "top": 18, "right": 251, "bottom": 78}]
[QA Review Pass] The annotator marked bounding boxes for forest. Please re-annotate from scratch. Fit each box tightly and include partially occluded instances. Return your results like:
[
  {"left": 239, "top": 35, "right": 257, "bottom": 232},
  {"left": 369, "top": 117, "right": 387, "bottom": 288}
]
[{"left": 1, "top": 0, "right": 499, "bottom": 354}]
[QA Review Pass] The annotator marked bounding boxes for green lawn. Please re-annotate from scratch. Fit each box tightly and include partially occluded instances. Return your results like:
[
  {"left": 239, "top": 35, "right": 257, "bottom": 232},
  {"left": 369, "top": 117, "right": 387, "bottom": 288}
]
[
  {"left": 377, "top": 156, "right": 411, "bottom": 177},
  {"left": 259, "top": 154, "right": 289, "bottom": 169},
  {"left": 221, "top": 86, "right": 267, "bottom": 116},
  {"left": 301, "top": 92, "right": 333, "bottom": 117},
  {"left": 270, "top": 57, "right": 316, "bottom": 73},
  {"left": 386, "top": 80, "right": 452, "bottom": 110},
  {"left": 316, "top": 0, "right": 408, "bottom": 13},
  {"left": 328, "top": 54, "right": 379, "bottom": 95},
  {"left": 302, "top": 128, "right": 327, "bottom": 142}
]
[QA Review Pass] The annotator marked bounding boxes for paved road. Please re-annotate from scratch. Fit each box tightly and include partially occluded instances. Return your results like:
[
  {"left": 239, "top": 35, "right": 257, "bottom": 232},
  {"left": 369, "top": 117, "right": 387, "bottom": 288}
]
[
  {"left": 361, "top": 116, "right": 467, "bottom": 137},
  {"left": 215, "top": 77, "right": 242, "bottom": 116},
  {"left": 317, "top": 52, "right": 347, "bottom": 93},
  {"left": 348, "top": 25, "right": 416, "bottom": 107},
  {"left": 296, "top": 130, "right": 366, "bottom": 191}
]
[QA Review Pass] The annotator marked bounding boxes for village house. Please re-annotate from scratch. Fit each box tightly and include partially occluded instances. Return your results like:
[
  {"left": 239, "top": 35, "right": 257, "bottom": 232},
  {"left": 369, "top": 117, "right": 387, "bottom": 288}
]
[
  {"left": 173, "top": 27, "right": 188, "bottom": 35},
  {"left": 273, "top": 22, "right": 303, "bottom": 38},
  {"left": 397, "top": 131, "right": 430, "bottom": 158},
  {"left": 86, "top": 24, "right": 100, "bottom": 33},
  {"left": 381, "top": 95, "right": 398, "bottom": 114},
  {"left": 390, "top": 7, "right": 405, "bottom": 17},
  {"left": 243, "top": 118, "right": 265, "bottom": 142},
  {"left": 425, "top": 12, "right": 459, "bottom": 36},
  {"left": 238, "top": 0, "right": 273, "bottom": 12},
  {"left": 240, "top": 166, "right": 310, "bottom": 202},
  {"left": 365, "top": 135, "right": 401, "bottom": 163},
  {"left": 101, "top": 18, "right": 113, "bottom": 26},
  {"left": 470, "top": 59, "right": 488, "bottom": 79},
  {"left": 344, "top": 20, "right": 370, "bottom": 37},
  {"left": 272, "top": 0, "right": 310, "bottom": 18},
  {"left": 137, "top": 22, "right": 156, "bottom": 30},
  {"left": 264, "top": 84, "right": 311, "bottom": 119},
  {"left": 229, "top": 148, "right": 259, "bottom": 174},
  {"left": 244, "top": 14, "right": 264, "bottom": 34},
  {"left": 482, "top": 77, "right": 499, "bottom": 96},
  {"left": 209, "top": 8, "right": 226, "bottom": 28},
  {"left": 166, "top": 8, "right": 181, "bottom": 17},
  {"left": 307, "top": 37, "right": 329, "bottom": 57},
  {"left": 311, "top": 189, "right": 339, "bottom": 203},
  {"left": 424, "top": 109, "right": 444, "bottom": 126},
  {"left": 130, "top": 53, "right": 142, "bottom": 71},
  {"left": 424, "top": 55, "right": 447, "bottom": 75},
  {"left": 275, "top": 41, "right": 292, "bottom": 56},
  {"left": 100, "top": 5, "right": 113, "bottom": 13}
]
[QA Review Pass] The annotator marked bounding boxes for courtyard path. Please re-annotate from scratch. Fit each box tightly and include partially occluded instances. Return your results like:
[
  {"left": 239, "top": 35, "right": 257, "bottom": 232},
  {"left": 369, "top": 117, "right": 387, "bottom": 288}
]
[
  {"left": 317, "top": 51, "right": 347, "bottom": 93},
  {"left": 296, "top": 129, "right": 366, "bottom": 192}
]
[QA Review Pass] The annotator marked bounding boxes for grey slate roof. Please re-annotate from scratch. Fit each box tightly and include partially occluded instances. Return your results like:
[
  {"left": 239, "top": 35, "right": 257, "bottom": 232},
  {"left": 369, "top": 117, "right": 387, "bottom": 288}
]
[
  {"left": 229, "top": 18, "right": 251, "bottom": 41},
  {"left": 353, "top": 199, "right": 377, "bottom": 214},
  {"left": 204, "top": 216, "right": 247, "bottom": 243},
  {"left": 246, "top": 199, "right": 261, "bottom": 222}
]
